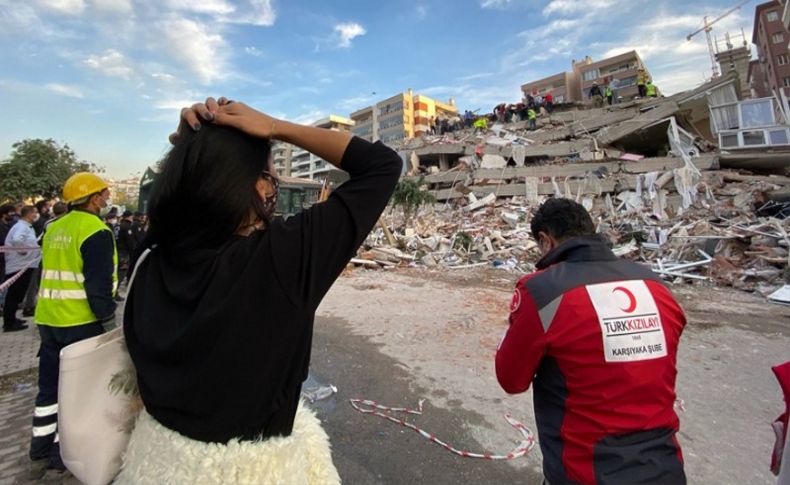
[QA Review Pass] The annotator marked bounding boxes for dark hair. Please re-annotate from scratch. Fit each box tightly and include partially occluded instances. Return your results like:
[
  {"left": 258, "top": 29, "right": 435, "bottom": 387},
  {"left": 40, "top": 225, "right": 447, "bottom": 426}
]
[
  {"left": 52, "top": 202, "right": 67, "bottom": 216},
  {"left": 531, "top": 198, "right": 595, "bottom": 241},
  {"left": 0, "top": 204, "right": 14, "bottom": 217},
  {"left": 20, "top": 205, "right": 36, "bottom": 218},
  {"left": 147, "top": 124, "right": 271, "bottom": 256},
  {"left": 35, "top": 200, "right": 49, "bottom": 212}
]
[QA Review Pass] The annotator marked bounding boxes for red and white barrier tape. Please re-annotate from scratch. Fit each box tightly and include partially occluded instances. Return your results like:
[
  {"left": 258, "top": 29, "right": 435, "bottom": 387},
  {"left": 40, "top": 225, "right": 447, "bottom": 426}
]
[
  {"left": 0, "top": 262, "right": 36, "bottom": 292},
  {"left": 0, "top": 246, "right": 41, "bottom": 253},
  {"left": 349, "top": 398, "right": 536, "bottom": 460}
]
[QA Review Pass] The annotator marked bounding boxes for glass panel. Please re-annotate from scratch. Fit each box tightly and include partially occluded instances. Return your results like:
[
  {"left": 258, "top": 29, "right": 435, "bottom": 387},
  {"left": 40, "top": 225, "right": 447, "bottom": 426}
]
[
  {"left": 720, "top": 133, "right": 739, "bottom": 148},
  {"left": 740, "top": 99, "right": 775, "bottom": 128},
  {"left": 743, "top": 131, "right": 766, "bottom": 146},
  {"left": 770, "top": 129, "right": 789, "bottom": 145},
  {"left": 712, "top": 105, "right": 740, "bottom": 131}
]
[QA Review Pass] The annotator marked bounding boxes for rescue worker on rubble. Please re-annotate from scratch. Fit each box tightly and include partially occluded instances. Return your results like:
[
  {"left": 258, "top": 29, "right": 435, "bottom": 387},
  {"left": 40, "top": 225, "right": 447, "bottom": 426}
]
[
  {"left": 116, "top": 97, "right": 401, "bottom": 483},
  {"left": 589, "top": 82, "right": 604, "bottom": 108},
  {"left": 646, "top": 79, "right": 658, "bottom": 98},
  {"left": 527, "top": 107, "right": 537, "bottom": 130},
  {"left": 496, "top": 197, "right": 687, "bottom": 485},
  {"left": 30, "top": 173, "right": 118, "bottom": 475},
  {"left": 604, "top": 84, "right": 613, "bottom": 106},
  {"left": 637, "top": 68, "right": 648, "bottom": 98}
]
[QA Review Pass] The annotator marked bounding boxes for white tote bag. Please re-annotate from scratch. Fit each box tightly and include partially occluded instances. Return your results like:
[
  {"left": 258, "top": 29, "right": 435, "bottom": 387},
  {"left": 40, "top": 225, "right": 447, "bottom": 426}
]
[{"left": 58, "top": 249, "right": 151, "bottom": 485}]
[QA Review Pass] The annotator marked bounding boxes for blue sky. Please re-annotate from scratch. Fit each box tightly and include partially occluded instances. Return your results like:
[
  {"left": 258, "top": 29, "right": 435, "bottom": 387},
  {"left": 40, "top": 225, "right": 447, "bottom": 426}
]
[{"left": 0, "top": 0, "right": 758, "bottom": 178}]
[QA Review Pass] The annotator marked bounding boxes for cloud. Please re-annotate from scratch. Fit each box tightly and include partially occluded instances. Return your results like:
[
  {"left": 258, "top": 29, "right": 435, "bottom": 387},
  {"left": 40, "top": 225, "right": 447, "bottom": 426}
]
[
  {"left": 35, "top": 0, "right": 86, "bottom": 15},
  {"left": 415, "top": 5, "right": 428, "bottom": 20},
  {"left": 84, "top": 49, "right": 134, "bottom": 79},
  {"left": 163, "top": 0, "right": 276, "bottom": 26},
  {"left": 334, "top": 22, "right": 366, "bottom": 48},
  {"left": 90, "top": 0, "right": 132, "bottom": 13},
  {"left": 158, "top": 15, "right": 229, "bottom": 84},
  {"left": 245, "top": 46, "right": 264, "bottom": 57},
  {"left": 289, "top": 109, "right": 327, "bottom": 125},
  {"left": 336, "top": 93, "right": 376, "bottom": 111},
  {"left": 480, "top": 0, "right": 511, "bottom": 8},
  {"left": 45, "top": 83, "right": 84, "bottom": 98}
]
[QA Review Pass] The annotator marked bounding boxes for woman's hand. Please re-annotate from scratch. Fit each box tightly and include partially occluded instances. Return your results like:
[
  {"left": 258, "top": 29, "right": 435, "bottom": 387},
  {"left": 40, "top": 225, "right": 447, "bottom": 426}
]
[
  {"left": 212, "top": 102, "right": 278, "bottom": 140},
  {"left": 168, "top": 96, "right": 234, "bottom": 144}
]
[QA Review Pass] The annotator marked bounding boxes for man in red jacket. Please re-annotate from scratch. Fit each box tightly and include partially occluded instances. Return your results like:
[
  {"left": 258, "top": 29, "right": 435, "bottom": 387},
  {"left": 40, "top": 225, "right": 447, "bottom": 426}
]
[{"left": 496, "top": 198, "right": 686, "bottom": 484}]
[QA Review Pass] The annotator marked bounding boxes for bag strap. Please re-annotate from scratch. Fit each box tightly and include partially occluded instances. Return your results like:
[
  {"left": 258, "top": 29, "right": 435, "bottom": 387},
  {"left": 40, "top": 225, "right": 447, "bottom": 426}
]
[{"left": 120, "top": 247, "right": 152, "bottom": 329}]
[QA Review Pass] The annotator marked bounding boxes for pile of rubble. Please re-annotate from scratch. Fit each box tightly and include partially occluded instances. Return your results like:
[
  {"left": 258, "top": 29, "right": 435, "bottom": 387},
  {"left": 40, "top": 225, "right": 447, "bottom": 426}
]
[{"left": 349, "top": 72, "right": 790, "bottom": 298}]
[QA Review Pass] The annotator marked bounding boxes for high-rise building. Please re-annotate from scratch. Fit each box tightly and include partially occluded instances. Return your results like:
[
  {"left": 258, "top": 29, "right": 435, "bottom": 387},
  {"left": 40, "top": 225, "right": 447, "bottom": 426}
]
[
  {"left": 350, "top": 89, "right": 458, "bottom": 143},
  {"left": 271, "top": 115, "right": 355, "bottom": 184},
  {"left": 521, "top": 51, "right": 652, "bottom": 104},
  {"left": 751, "top": 0, "right": 790, "bottom": 98}
]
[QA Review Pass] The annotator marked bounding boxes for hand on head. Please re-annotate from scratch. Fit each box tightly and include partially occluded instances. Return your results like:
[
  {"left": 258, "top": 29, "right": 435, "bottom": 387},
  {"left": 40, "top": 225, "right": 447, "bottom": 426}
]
[{"left": 169, "top": 97, "right": 277, "bottom": 144}]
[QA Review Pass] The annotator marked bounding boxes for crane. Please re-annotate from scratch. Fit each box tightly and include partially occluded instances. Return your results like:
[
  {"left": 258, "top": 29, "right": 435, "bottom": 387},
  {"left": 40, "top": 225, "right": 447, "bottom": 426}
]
[{"left": 686, "top": 0, "right": 753, "bottom": 79}]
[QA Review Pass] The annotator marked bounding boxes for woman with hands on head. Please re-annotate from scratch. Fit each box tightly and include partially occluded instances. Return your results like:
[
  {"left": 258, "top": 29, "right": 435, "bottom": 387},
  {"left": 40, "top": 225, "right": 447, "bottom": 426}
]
[{"left": 117, "top": 97, "right": 402, "bottom": 484}]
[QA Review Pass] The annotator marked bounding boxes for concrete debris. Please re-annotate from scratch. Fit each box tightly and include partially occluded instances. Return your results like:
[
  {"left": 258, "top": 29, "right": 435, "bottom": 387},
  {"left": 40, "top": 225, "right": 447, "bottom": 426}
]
[{"left": 347, "top": 74, "right": 790, "bottom": 295}]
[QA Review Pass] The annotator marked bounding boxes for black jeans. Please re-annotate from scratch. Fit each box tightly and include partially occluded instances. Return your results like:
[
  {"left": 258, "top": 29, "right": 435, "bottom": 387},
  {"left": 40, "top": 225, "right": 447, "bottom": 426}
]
[
  {"left": 30, "top": 323, "right": 104, "bottom": 462},
  {"left": 3, "top": 269, "right": 33, "bottom": 328}
]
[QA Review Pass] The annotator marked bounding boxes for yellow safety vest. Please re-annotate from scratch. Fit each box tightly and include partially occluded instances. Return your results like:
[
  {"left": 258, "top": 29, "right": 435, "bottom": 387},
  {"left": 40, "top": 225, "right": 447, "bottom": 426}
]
[
  {"left": 528, "top": 109, "right": 537, "bottom": 120},
  {"left": 35, "top": 210, "right": 119, "bottom": 327},
  {"left": 646, "top": 83, "right": 657, "bottom": 97}
]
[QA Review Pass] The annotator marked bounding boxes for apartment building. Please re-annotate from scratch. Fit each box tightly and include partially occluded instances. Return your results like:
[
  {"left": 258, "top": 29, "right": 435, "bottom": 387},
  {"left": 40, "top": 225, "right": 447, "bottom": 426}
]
[
  {"left": 272, "top": 115, "right": 355, "bottom": 184},
  {"left": 752, "top": 0, "right": 790, "bottom": 97},
  {"left": 521, "top": 50, "right": 651, "bottom": 104},
  {"left": 350, "top": 89, "right": 458, "bottom": 143},
  {"left": 520, "top": 71, "right": 578, "bottom": 103}
]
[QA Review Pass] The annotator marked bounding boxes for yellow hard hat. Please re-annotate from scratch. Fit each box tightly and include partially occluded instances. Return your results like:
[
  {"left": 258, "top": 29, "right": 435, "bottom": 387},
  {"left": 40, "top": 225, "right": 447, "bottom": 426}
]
[{"left": 63, "top": 172, "right": 109, "bottom": 203}]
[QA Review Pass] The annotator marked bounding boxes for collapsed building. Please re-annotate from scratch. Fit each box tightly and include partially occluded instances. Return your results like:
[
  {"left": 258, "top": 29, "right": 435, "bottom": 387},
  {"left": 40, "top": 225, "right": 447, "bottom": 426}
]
[{"left": 353, "top": 72, "right": 790, "bottom": 300}]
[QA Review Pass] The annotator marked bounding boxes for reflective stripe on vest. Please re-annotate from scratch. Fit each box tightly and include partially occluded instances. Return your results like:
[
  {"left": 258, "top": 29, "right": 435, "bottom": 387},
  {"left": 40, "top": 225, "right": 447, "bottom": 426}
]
[{"left": 34, "top": 210, "right": 118, "bottom": 327}]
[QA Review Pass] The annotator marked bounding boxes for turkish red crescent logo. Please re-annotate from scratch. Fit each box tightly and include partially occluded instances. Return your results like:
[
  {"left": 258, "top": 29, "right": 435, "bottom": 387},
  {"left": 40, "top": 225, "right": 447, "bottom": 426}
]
[
  {"left": 612, "top": 286, "right": 637, "bottom": 313},
  {"left": 510, "top": 289, "right": 522, "bottom": 313}
]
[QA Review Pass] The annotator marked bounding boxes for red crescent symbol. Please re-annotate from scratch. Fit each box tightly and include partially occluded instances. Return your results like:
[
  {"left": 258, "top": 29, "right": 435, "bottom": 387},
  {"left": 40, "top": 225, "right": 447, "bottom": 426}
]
[{"left": 613, "top": 286, "right": 637, "bottom": 313}]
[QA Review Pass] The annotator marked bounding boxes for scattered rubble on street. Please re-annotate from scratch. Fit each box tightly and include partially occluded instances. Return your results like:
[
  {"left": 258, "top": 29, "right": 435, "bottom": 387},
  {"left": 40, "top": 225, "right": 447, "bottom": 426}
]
[{"left": 349, "top": 72, "right": 790, "bottom": 298}]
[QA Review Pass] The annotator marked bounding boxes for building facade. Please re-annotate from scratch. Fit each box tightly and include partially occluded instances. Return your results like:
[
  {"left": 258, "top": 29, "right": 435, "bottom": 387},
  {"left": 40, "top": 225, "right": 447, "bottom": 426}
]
[
  {"left": 752, "top": 0, "right": 790, "bottom": 98},
  {"left": 521, "top": 51, "right": 652, "bottom": 104},
  {"left": 350, "top": 89, "right": 458, "bottom": 143},
  {"left": 272, "top": 115, "right": 355, "bottom": 184}
]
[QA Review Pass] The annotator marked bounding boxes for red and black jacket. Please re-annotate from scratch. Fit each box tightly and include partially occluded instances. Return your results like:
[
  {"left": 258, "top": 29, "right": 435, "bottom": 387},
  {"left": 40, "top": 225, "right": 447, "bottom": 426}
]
[{"left": 496, "top": 236, "right": 686, "bottom": 484}]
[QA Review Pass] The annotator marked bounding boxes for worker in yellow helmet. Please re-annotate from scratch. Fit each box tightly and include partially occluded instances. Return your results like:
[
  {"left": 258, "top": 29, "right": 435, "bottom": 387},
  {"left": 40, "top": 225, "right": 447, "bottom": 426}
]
[
  {"left": 646, "top": 79, "right": 658, "bottom": 98},
  {"left": 29, "top": 172, "right": 119, "bottom": 474},
  {"left": 637, "top": 68, "right": 648, "bottom": 98}
]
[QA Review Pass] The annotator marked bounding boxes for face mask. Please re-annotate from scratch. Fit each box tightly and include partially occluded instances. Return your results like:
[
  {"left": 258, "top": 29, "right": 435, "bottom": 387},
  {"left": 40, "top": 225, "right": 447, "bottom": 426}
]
[
  {"left": 98, "top": 195, "right": 113, "bottom": 216},
  {"left": 32, "top": 214, "right": 40, "bottom": 223}
]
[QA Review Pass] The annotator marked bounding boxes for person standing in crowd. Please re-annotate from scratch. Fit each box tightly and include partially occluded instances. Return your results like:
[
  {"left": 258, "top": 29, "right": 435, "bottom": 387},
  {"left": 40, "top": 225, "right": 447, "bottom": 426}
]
[
  {"left": 3, "top": 206, "right": 40, "bottom": 332},
  {"left": 117, "top": 210, "right": 137, "bottom": 286},
  {"left": 589, "top": 82, "right": 604, "bottom": 108},
  {"left": 603, "top": 84, "right": 612, "bottom": 106},
  {"left": 544, "top": 92, "right": 554, "bottom": 113},
  {"left": 21, "top": 200, "right": 53, "bottom": 318},
  {"left": 32, "top": 200, "right": 51, "bottom": 236},
  {"left": 0, "top": 204, "right": 17, "bottom": 313},
  {"left": 496, "top": 198, "right": 687, "bottom": 485},
  {"left": 30, "top": 173, "right": 118, "bottom": 474},
  {"left": 116, "top": 97, "right": 400, "bottom": 484}
]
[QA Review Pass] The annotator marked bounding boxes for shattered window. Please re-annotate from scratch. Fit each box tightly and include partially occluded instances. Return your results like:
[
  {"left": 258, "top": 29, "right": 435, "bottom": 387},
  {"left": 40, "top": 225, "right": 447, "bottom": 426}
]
[
  {"left": 773, "top": 32, "right": 785, "bottom": 44},
  {"left": 767, "top": 10, "right": 779, "bottom": 21},
  {"left": 740, "top": 99, "right": 775, "bottom": 128}
]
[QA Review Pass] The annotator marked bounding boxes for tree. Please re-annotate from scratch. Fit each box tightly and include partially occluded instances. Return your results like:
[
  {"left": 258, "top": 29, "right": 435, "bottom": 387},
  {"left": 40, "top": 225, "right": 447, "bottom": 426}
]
[
  {"left": 390, "top": 177, "right": 435, "bottom": 224},
  {"left": 0, "top": 139, "right": 103, "bottom": 202}
]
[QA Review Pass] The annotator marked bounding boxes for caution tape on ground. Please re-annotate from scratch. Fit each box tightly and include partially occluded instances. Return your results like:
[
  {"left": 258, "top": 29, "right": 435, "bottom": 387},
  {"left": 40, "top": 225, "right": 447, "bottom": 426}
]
[{"left": 349, "top": 398, "right": 536, "bottom": 460}]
